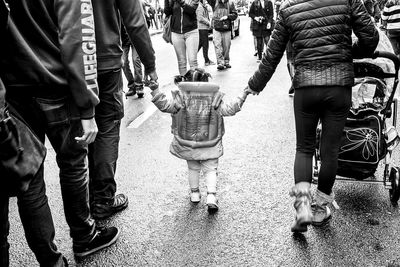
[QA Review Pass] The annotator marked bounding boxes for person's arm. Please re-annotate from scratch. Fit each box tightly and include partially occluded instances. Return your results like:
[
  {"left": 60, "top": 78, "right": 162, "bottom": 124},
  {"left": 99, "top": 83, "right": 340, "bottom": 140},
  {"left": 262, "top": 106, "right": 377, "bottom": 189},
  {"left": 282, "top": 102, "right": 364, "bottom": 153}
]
[
  {"left": 266, "top": 0, "right": 274, "bottom": 24},
  {"left": 248, "top": 10, "right": 289, "bottom": 92},
  {"left": 227, "top": 1, "right": 238, "bottom": 21},
  {"left": 219, "top": 91, "right": 248, "bottom": 117},
  {"left": 351, "top": 0, "right": 379, "bottom": 58},
  {"left": 249, "top": 2, "right": 256, "bottom": 20},
  {"left": 118, "top": 0, "right": 156, "bottom": 76},
  {"left": 151, "top": 88, "right": 182, "bottom": 114},
  {"left": 55, "top": 0, "right": 99, "bottom": 119},
  {"left": 196, "top": 4, "right": 211, "bottom": 26},
  {"left": 164, "top": 0, "right": 173, "bottom": 17}
]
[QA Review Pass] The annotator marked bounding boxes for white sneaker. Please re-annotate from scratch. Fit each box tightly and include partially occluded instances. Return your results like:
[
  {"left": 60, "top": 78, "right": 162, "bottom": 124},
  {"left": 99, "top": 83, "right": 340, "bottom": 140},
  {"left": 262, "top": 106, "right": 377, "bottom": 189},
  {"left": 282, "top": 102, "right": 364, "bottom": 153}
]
[
  {"left": 190, "top": 190, "right": 201, "bottom": 203},
  {"left": 206, "top": 193, "right": 219, "bottom": 212}
]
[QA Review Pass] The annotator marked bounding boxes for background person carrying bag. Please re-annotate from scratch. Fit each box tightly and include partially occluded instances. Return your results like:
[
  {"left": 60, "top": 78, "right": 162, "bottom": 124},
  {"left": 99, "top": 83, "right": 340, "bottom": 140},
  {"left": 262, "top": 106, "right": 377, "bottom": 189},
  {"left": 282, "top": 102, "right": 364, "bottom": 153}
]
[{"left": 213, "top": 0, "right": 231, "bottom": 31}]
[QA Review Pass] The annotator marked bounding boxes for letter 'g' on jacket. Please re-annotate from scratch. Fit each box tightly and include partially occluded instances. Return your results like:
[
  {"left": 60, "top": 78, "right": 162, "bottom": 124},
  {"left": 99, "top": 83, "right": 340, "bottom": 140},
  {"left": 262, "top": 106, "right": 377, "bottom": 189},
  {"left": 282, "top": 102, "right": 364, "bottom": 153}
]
[
  {"left": 248, "top": 0, "right": 379, "bottom": 92},
  {"left": 0, "top": 0, "right": 100, "bottom": 119},
  {"left": 151, "top": 82, "right": 246, "bottom": 161}
]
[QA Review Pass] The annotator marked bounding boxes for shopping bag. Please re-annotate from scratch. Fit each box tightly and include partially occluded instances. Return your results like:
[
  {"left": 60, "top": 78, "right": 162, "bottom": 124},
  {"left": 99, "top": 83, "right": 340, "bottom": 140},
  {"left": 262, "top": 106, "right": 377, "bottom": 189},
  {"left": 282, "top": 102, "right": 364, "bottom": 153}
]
[
  {"left": 162, "top": 16, "right": 172, "bottom": 44},
  {"left": 0, "top": 105, "right": 46, "bottom": 196}
]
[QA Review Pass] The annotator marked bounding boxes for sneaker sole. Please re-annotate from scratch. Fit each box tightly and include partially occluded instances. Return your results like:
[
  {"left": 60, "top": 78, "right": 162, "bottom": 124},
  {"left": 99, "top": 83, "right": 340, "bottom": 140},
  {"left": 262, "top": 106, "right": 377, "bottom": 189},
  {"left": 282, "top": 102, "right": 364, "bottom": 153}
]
[
  {"left": 74, "top": 228, "right": 120, "bottom": 258},
  {"left": 311, "top": 214, "right": 332, "bottom": 226}
]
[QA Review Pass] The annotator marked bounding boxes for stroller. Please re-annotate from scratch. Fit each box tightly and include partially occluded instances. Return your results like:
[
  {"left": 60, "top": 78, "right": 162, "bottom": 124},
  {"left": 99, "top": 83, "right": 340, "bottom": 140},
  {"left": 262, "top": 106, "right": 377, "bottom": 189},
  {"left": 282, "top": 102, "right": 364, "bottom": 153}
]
[{"left": 313, "top": 51, "right": 400, "bottom": 204}]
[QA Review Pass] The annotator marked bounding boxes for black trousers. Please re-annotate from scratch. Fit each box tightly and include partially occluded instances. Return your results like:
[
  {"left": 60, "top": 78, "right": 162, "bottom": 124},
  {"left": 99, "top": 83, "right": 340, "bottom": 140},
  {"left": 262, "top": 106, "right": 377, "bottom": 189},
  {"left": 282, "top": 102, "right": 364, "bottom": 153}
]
[
  {"left": 198, "top": 29, "right": 210, "bottom": 63},
  {"left": 293, "top": 86, "right": 351, "bottom": 195}
]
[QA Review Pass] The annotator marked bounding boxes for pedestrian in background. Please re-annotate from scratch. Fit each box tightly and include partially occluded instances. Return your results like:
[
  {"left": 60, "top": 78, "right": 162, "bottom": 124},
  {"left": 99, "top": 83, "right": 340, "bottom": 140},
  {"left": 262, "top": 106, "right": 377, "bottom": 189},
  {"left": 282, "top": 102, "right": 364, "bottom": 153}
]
[
  {"left": 249, "top": 0, "right": 274, "bottom": 62},
  {"left": 89, "top": 0, "right": 158, "bottom": 220},
  {"left": 0, "top": 0, "right": 125, "bottom": 261},
  {"left": 197, "top": 0, "right": 215, "bottom": 66},
  {"left": 382, "top": 0, "right": 400, "bottom": 55},
  {"left": 209, "top": 0, "right": 238, "bottom": 70},
  {"left": 164, "top": 0, "right": 200, "bottom": 75},
  {"left": 246, "top": 0, "right": 378, "bottom": 233},
  {"left": 150, "top": 68, "right": 251, "bottom": 212},
  {"left": 121, "top": 24, "right": 146, "bottom": 98}
]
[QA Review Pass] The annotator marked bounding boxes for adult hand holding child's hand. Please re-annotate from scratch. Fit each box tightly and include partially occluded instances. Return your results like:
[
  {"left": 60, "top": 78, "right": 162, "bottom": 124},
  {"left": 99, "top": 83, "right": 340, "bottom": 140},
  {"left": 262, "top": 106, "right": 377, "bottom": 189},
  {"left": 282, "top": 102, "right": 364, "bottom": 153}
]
[{"left": 244, "top": 86, "right": 259, "bottom": 95}]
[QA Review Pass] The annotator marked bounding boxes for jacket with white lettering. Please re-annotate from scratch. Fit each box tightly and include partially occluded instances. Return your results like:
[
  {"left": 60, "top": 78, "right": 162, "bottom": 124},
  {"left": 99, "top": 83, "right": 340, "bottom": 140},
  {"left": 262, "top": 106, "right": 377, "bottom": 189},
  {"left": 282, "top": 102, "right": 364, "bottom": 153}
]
[
  {"left": 91, "top": 0, "right": 156, "bottom": 73},
  {"left": 0, "top": 0, "right": 99, "bottom": 119}
]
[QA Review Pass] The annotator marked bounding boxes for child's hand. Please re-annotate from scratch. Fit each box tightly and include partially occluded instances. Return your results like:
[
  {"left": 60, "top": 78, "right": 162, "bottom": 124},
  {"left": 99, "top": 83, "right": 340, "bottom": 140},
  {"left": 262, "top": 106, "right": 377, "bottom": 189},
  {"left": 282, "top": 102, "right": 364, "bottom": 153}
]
[{"left": 244, "top": 86, "right": 259, "bottom": 95}]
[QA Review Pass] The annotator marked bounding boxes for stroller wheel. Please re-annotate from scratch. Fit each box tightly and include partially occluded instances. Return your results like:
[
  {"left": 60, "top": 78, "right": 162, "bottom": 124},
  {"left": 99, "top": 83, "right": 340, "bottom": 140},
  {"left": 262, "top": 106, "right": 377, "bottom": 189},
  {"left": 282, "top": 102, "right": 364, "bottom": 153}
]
[{"left": 389, "top": 167, "right": 400, "bottom": 204}]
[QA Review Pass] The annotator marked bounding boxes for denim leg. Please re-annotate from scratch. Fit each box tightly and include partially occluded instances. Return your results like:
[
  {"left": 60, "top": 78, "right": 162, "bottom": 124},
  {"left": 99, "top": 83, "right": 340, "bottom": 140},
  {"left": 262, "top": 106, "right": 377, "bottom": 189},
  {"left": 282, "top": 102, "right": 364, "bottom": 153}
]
[
  {"left": 0, "top": 196, "right": 10, "bottom": 267},
  {"left": 89, "top": 70, "right": 123, "bottom": 204},
  {"left": 5, "top": 94, "right": 66, "bottom": 266},
  {"left": 185, "top": 29, "right": 199, "bottom": 71},
  {"left": 34, "top": 95, "right": 95, "bottom": 246},
  {"left": 131, "top": 46, "right": 144, "bottom": 87},
  {"left": 389, "top": 36, "right": 400, "bottom": 55},
  {"left": 213, "top": 30, "right": 224, "bottom": 65},
  {"left": 221, "top": 31, "right": 231, "bottom": 64},
  {"left": 172, "top": 32, "right": 188, "bottom": 75},
  {"left": 121, "top": 45, "right": 135, "bottom": 88},
  {"left": 17, "top": 167, "right": 65, "bottom": 266}
]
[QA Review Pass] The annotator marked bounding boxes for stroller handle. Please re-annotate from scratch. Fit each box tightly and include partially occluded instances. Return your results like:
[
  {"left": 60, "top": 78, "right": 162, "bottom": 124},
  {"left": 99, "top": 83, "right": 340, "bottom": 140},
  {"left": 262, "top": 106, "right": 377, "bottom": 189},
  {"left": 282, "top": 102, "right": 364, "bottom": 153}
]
[
  {"left": 367, "top": 51, "right": 400, "bottom": 117},
  {"left": 370, "top": 51, "right": 400, "bottom": 74}
]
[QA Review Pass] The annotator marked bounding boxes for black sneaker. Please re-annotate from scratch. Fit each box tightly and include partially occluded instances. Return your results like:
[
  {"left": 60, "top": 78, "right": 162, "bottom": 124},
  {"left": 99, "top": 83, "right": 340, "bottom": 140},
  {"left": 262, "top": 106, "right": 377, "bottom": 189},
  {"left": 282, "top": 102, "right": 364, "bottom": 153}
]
[
  {"left": 217, "top": 64, "right": 225, "bottom": 70},
  {"left": 125, "top": 87, "right": 136, "bottom": 97},
  {"left": 73, "top": 227, "right": 120, "bottom": 258},
  {"left": 92, "top": 194, "right": 129, "bottom": 220},
  {"left": 224, "top": 63, "right": 231, "bottom": 68}
]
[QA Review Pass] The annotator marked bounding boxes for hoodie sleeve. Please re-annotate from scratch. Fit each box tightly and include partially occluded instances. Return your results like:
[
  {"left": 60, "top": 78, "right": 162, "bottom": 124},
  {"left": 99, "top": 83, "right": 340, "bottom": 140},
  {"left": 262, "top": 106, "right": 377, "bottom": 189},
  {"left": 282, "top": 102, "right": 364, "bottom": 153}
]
[
  {"left": 54, "top": 0, "right": 99, "bottom": 119},
  {"left": 118, "top": 0, "right": 156, "bottom": 75}
]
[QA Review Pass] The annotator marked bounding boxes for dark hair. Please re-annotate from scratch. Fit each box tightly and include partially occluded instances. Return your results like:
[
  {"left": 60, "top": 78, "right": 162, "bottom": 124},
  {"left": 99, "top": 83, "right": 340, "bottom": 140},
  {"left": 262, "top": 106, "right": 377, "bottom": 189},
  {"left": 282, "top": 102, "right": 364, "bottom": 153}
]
[{"left": 174, "top": 68, "right": 212, "bottom": 84}]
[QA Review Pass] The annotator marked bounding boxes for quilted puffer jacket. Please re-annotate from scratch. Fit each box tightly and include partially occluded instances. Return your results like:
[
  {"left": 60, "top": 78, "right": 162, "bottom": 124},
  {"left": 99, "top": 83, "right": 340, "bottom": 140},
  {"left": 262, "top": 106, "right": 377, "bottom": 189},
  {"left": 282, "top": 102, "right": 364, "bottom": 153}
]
[
  {"left": 248, "top": 0, "right": 379, "bottom": 92},
  {"left": 151, "top": 82, "right": 247, "bottom": 160}
]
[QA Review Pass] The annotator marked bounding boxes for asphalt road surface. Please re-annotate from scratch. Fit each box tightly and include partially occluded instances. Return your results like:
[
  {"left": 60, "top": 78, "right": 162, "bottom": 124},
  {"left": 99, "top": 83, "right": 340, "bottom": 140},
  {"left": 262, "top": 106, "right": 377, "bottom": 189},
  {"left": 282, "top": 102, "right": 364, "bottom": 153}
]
[{"left": 7, "top": 16, "right": 400, "bottom": 267}]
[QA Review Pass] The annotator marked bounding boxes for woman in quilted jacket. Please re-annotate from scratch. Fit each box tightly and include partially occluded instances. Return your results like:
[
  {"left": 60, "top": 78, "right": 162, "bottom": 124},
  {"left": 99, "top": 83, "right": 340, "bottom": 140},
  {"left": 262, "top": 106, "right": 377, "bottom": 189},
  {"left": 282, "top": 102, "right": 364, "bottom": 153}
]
[{"left": 246, "top": 0, "right": 379, "bottom": 232}]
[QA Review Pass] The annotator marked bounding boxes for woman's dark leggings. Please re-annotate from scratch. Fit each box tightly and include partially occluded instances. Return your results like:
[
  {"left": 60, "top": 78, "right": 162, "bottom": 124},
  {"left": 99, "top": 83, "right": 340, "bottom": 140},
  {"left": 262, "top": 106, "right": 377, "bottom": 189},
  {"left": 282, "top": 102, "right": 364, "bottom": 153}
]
[{"left": 293, "top": 86, "right": 351, "bottom": 195}]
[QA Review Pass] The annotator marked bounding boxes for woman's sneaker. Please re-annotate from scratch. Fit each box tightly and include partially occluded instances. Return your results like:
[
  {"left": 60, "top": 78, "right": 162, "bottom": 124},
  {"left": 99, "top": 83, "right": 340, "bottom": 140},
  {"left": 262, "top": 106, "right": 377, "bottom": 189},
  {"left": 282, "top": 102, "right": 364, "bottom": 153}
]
[
  {"left": 190, "top": 189, "right": 201, "bottom": 203},
  {"left": 311, "top": 190, "right": 334, "bottom": 226},
  {"left": 206, "top": 193, "right": 219, "bottom": 213},
  {"left": 73, "top": 227, "right": 120, "bottom": 258}
]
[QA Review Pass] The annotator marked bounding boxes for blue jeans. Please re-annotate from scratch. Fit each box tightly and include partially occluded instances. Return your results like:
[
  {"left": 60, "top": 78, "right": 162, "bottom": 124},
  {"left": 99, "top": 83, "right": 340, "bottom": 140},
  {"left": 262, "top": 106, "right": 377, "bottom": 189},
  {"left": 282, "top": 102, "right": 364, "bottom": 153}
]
[
  {"left": 293, "top": 86, "right": 351, "bottom": 195},
  {"left": 89, "top": 69, "right": 124, "bottom": 205},
  {"left": 2, "top": 90, "right": 96, "bottom": 265},
  {"left": 213, "top": 30, "right": 231, "bottom": 65},
  {"left": 121, "top": 45, "right": 144, "bottom": 88},
  {"left": 171, "top": 29, "right": 199, "bottom": 75}
]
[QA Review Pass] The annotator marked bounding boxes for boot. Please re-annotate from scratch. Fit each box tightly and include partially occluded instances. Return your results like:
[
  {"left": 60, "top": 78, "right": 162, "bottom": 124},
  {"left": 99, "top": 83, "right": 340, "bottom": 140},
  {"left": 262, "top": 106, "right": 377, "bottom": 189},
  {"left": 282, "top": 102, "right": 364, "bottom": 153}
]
[
  {"left": 289, "top": 187, "right": 313, "bottom": 232},
  {"left": 311, "top": 189, "right": 334, "bottom": 226}
]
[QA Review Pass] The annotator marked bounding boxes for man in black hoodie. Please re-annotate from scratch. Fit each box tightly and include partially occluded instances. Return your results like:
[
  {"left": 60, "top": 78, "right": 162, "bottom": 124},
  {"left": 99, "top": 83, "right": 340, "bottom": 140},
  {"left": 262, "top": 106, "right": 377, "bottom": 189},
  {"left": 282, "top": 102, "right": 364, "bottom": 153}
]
[
  {"left": 0, "top": 0, "right": 120, "bottom": 261},
  {"left": 89, "top": 0, "right": 158, "bottom": 220}
]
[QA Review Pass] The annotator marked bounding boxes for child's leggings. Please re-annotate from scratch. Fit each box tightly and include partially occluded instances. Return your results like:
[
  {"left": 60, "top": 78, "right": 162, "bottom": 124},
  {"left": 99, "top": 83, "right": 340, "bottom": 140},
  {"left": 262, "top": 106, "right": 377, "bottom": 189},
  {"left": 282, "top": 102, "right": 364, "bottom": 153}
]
[{"left": 187, "top": 159, "right": 218, "bottom": 193}]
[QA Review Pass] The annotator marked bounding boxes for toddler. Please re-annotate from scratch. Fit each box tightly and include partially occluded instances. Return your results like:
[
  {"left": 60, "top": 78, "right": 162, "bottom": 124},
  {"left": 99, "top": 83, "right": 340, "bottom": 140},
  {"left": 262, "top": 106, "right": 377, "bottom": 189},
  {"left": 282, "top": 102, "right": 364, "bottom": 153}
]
[{"left": 151, "top": 68, "right": 250, "bottom": 212}]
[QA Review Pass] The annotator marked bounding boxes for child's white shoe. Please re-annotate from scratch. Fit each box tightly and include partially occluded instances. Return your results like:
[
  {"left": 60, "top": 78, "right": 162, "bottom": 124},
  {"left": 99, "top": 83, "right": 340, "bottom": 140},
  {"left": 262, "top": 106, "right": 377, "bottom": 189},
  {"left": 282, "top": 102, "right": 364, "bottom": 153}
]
[
  {"left": 206, "top": 193, "right": 219, "bottom": 213},
  {"left": 190, "top": 189, "right": 201, "bottom": 203}
]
